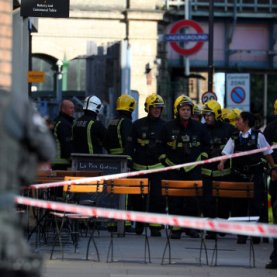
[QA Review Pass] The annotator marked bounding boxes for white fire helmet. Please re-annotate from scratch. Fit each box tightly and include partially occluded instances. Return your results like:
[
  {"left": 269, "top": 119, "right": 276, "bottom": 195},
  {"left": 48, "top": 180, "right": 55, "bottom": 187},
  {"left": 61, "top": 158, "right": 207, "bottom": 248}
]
[{"left": 83, "top": 95, "right": 102, "bottom": 114}]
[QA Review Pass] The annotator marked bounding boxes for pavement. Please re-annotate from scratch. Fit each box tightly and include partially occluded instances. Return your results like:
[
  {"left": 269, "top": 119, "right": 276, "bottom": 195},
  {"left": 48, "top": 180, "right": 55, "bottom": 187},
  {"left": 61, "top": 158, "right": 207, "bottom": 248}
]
[{"left": 28, "top": 228, "right": 277, "bottom": 277}]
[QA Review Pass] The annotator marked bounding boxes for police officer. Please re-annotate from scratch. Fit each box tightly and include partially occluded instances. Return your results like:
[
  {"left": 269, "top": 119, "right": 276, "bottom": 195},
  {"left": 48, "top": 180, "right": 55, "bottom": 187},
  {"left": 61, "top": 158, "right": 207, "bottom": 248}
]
[
  {"left": 158, "top": 95, "right": 210, "bottom": 239},
  {"left": 106, "top": 94, "right": 136, "bottom": 155},
  {"left": 201, "top": 100, "right": 236, "bottom": 239},
  {"left": 0, "top": 90, "right": 56, "bottom": 277},
  {"left": 52, "top": 99, "right": 75, "bottom": 170},
  {"left": 124, "top": 93, "right": 166, "bottom": 236},
  {"left": 72, "top": 95, "right": 107, "bottom": 154},
  {"left": 218, "top": 111, "right": 275, "bottom": 244},
  {"left": 264, "top": 99, "right": 277, "bottom": 269}
]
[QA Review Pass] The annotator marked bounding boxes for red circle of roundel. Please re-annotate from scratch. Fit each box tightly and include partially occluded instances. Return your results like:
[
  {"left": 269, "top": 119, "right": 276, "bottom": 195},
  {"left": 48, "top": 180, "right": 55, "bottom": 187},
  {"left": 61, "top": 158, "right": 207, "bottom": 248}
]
[{"left": 170, "top": 20, "right": 204, "bottom": 56}]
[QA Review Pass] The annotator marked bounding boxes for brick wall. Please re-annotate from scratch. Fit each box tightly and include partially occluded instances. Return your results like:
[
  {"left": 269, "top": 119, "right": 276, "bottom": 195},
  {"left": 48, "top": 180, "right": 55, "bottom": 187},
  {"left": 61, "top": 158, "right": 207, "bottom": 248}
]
[{"left": 0, "top": 0, "right": 11, "bottom": 91}]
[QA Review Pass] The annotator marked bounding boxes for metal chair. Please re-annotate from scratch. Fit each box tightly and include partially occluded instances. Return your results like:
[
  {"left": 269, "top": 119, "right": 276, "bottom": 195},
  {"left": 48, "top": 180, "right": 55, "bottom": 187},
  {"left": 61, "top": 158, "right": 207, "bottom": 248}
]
[
  {"left": 105, "top": 178, "right": 150, "bottom": 263},
  {"left": 211, "top": 180, "right": 256, "bottom": 267},
  {"left": 50, "top": 176, "right": 104, "bottom": 261},
  {"left": 161, "top": 179, "right": 208, "bottom": 265}
]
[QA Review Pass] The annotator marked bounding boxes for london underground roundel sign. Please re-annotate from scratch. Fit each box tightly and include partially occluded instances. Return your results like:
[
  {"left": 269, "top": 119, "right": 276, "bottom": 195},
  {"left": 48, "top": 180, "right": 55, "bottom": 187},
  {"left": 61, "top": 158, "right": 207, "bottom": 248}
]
[{"left": 166, "top": 20, "right": 208, "bottom": 56}]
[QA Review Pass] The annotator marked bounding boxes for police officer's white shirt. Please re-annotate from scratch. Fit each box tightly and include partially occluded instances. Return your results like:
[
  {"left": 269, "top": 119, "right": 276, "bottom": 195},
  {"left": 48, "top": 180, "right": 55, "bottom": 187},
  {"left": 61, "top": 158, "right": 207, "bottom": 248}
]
[{"left": 222, "top": 128, "right": 273, "bottom": 156}]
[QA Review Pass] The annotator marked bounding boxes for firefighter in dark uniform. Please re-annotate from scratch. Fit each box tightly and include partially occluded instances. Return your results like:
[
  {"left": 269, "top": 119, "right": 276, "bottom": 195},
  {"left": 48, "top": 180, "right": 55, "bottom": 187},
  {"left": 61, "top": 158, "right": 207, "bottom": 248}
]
[
  {"left": 72, "top": 95, "right": 107, "bottom": 154},
  {"left": 52, "top": 99, "right": 75, "bottom": 169},
  {"left": 105, "top": 94, "right": 136, "bottom": 232},
  {"left": 158, "top": 95, "right": 210, "bottom": 239},
  {"left": 191, "top": 103, "right": 202, "bottom": 122},
  {"left": 124, "top": 93, "right": 166, "bottom": 236},
  {"left": 201, "top": 100, "right": 236, "bottom": 239},
  {"left": 218, "top": 111, "right": 275, "bottom": 244},
  {"left": 106, "top": 94, "right": 136, "bottom": 155},
  {"left": 264, "top": 99, "right": 277, "bottom": 269}
]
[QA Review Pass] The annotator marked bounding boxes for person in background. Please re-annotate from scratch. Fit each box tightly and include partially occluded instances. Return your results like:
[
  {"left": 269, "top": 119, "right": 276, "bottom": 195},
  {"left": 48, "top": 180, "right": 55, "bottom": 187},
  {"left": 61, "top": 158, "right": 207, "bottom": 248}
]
[
  {"left": 52, "top": 99, "right": 75, "bottom": 170},
  {"left": 264, "top": 99, "right": 277, "bottom": 269},
  {"left": 0, "top": 90, "right": 56, "bottom": 277},
  {"left": 124, "top": 93, "right": 166, "bottom": 236},
  {"left": 105, "top": 94, "right": 136, "bottom": 232},
  {"left": 222, "top": 108, "right": 241, "bottom": 127},
  {"left": 158, "top": 95, "right": 210, "bottom": 239},
  {"left": 201, "top": 100, "right": 236, "bottom": 239},
  {"left": 106, "top": 94, "right": 136, "bottom": 155},
  {"left": 72, "top": 95, "right": 107, "bottom": 154},
  {"left": 218, "top": 111, "right": 275, "bottom": 244},
  {"left": 191, "top": 103, "right": 203, "bottom": 122}
]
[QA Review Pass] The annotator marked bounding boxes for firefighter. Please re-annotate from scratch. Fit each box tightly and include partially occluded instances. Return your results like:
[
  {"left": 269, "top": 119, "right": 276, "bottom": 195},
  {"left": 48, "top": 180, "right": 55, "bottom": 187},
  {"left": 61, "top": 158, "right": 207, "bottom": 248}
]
[
  {"left": 124, "top": 93, "right": 166, "bottom": 237},
  {"left": 52, "top": 99, "right": 75, "bottom": 170},
  {"left": 72, "top": 95, "right": 107, "bottom": 154},
  {"left": 158, "top": 95, "right": 210, "bottom": 239},
  {"left": 264, "top": 99, "right": 277, "bottom": 269},
  {"left": 221, "top": 108, "right": 241, "bottom": 127},
  {"left": 221, "top": 108, "right": 231, "bottom": 122},
  {"left": 191, "top": 103, "right": 202, "bottom": 122},
  {"left": 106, "top": 94, "right": 136, "bottom": 155},
  {"left": 218, "top": 111, "right": 275, "bottom": 244},
  {"left": 105, "top": 94, "right": 136, "bottom": 232},
  {"left": 201, "top": 100, "right": 236, "bottom": 239}
]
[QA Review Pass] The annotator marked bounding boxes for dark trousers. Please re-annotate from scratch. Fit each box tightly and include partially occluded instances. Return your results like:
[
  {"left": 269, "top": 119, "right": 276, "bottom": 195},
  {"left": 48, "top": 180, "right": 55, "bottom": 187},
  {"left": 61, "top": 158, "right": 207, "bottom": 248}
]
[
  {"left": 202, "top": 175, "right": 232, "bottom": 219},
  {"left": 269, "top": 179, "right": 277, "bottom": 263},
  {"left": 165, "top": 167, "right": 201, "bottom": 217},
  {"left": 127, "top": 172, "right": 165, "bottom": 214},
  {"left": 231, "top": 171, "right": 266, "bottom": 221}
]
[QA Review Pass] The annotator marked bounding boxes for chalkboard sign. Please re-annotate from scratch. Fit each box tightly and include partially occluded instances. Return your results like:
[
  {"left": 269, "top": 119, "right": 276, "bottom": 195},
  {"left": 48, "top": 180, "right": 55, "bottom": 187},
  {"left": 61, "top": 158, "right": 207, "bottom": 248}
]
[
  {"left": 71, "top": 153, "right": 128, "bottom": 174},
  {"left": 71, "top": 153, "right": 128, "bottom": 235}
]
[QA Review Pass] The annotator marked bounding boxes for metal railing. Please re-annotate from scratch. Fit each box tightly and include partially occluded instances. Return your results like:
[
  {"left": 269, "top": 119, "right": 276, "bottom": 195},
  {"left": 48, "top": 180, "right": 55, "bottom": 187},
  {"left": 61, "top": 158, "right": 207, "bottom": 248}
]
[{"left": 164, "top": 0, "right": 277, "bottom": 16}]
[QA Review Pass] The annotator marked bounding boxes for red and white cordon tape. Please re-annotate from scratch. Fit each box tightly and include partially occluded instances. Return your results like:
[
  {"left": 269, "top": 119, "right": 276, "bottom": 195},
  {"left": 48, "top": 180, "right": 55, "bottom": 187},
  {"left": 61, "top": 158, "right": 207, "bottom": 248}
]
[
  {"left": 16, "top": 195, "right": 277, "bottom": 238},
  {"left": 17, "top": 145, "right": 277, "bottom": 238},
  {"left": 28, "top": 145, "right": 277, "bottom": 190}
]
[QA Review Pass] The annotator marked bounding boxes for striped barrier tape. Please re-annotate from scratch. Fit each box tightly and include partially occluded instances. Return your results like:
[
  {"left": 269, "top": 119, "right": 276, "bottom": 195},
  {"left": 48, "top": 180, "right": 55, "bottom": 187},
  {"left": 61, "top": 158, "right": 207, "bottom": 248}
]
[
  {"left": 16, "top": 195, "right": 277, "bottom": 238},
  {"left": 28, "top": 145, "right": 277, "bottom": 190}
]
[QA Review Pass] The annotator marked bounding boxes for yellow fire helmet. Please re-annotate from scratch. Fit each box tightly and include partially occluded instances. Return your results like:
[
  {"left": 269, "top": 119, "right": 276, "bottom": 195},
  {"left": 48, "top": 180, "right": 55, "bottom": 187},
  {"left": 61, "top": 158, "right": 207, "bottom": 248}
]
[
  {"left": 224, "top": 109, "right": 238, "bottom": 126},
  {"left": 144, "top": 93, "right": 165, "bottom": 113},
  {"left": 232, "top": 108, "right": 241, "bottom": 118},
  {"left": 274, "top": 99, "right": 277, "bottom": 115},
  {"left": 116, "top": 94, "right": 136, "bottom": 112},
  {"left": 222, "top": 108, "right": 231, "bottom": 121},
  {"left": 193, "top": 103, "right": 202, "bottom": 115},
  {"left": 202, "top": 99, "right": 222, "bottom": 120},
  {"left": 174, "top": 95, "right": 194, "bottom": 116}
]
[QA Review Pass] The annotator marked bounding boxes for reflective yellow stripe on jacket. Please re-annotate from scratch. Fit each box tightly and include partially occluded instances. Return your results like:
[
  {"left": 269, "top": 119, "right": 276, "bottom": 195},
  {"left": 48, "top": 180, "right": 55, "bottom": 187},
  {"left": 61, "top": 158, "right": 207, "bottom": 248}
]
[
  {"left": 165, "top": 153, "right": 204, "bottom": 172},
  {"left": 201, "top": 167, "right": 231, "bottom": 177},
  {"left": 87, "top": 120, "right": 94, "bottom": 154}
]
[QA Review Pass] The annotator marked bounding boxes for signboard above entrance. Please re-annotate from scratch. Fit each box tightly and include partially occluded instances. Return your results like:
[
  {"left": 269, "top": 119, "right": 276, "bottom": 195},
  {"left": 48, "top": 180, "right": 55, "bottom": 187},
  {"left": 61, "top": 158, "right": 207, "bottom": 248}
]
[
  {"left": 20, "top": 0, "right": 70, "bottom": 18},
  {"left": 165, "top": 20, "right": 208, "bottom": 56}
]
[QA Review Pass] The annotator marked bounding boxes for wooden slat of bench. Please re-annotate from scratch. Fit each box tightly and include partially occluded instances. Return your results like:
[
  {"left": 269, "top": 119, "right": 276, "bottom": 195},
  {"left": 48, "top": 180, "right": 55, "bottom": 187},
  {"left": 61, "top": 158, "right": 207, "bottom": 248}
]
[
  {"left": 162, "top": 188, "right": 203, "bottom": 197},
  {"left": 106, "top": 178, "right": 149, "bottom": 186},
  {"left": 212, "top": 181, "right": 254, "bottom": 190},
  {"left": 106, "top": 186, "right": 149, "bottom": 195},
  {"left": 212, "top": 190, "right": 254, "bottom": 198},
  {"left": 35, "top": 177, "right": 64, "bottom": 183},
  {"left": 63, "top": 184, "right": 104, "bottom": 193},
  {"left": 64, "top": 176, "right": 104, "bottom": 185},
  {"left": 161, "top": 180, "right": 203, "bottom": 188}
]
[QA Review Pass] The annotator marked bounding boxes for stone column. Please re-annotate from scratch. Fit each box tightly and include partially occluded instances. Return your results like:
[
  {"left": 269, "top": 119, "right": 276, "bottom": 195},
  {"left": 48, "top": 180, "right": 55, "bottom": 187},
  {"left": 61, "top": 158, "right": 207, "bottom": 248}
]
[{"left": 0, "top": 0, "right": 12, "bottom": 91}]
